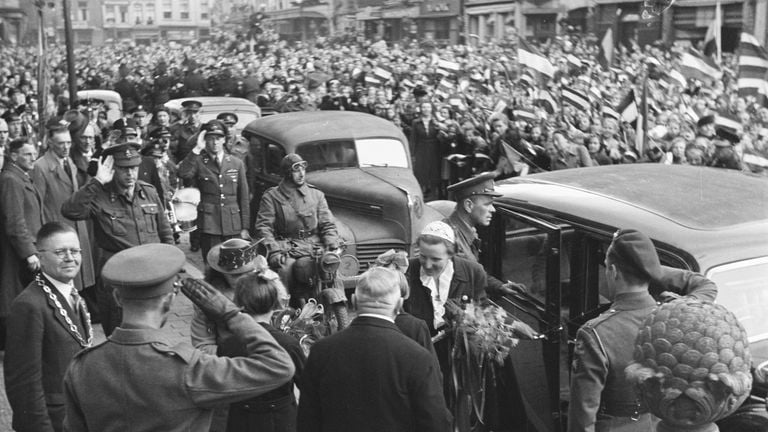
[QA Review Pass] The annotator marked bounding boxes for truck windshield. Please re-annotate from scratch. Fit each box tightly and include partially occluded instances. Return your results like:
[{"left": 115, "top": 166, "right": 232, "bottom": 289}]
[
  {"left": 297, "top": 138, "right": 409, "bottom": 171},
  {"left": 707, "top": 257, "right": 768, "bottom": 344}
]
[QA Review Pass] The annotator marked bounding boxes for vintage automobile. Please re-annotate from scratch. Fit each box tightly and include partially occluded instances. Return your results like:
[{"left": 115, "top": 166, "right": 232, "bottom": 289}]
[
  {"left": 76, "top": 90, "right": 123, "bottom": 124},
  {"left": 165, "top": 96, "right": 261, "bottom": 133},
  {"left": 242, "top": 111, "right": 443, "bottom": 271},
  {"left": 474, "top": 164, "right": 768, "bottom": 431}
]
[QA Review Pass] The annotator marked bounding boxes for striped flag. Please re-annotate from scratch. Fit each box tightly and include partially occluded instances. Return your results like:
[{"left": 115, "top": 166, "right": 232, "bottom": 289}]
[
  {"left": 513, "top": 109, "right": 537, "bottom": 123},
  {"left": 680, "top": 49, "right": 723, "bottom": 82},
  {"left": 436, "top": 77, "right": 455, "bottom": 98},
  {"left": 602, "top": 106, "right": 620, "bottom": 121},
  {"left": 519, "top": 71, "right": 535, "bottom": 88},
  {"left": 561, "top": 87, "right": 591, "bottom": 112},
  {"left": 715, "top": 113, "right": 744, "bottom": 135},
  {"left": 589, "top": 86, "right": 602, "bottom": 103},
  {"left": 535, "top": 89, "right": 558, "bottom": 114},
  {"left": 518, "top": 39, "right": 555, "bottom": 78},
  {"left": 373, "top": 64, "right": 393, "bottom": 82},
  {"left": 599, "top": 28, "right": 614, "bottom": 68},
  {"left": 703, "top": 1, "right": 722, "bottom": 64},
  {"left": 437, "top": 58, "right": 461, "bottom": 76},
  {"left": 737, "top": 32, "right": 768, "bottom": 105},
  {"left": 617, "top": 89, "right": 638, "bottom": 124},
  {"left": 365, "top": 75, "right": 382, "bottom": 87},
  {"left": 667, "top": 69, "right": 687, "bottom": 88},
  {"left": 401, "top": 78, "right": 415, "bottom": 88}
]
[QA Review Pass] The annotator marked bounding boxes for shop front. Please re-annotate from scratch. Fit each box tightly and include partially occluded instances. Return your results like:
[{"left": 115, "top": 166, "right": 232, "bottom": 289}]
[
  {"left": 417, "top": 0, "right": 462, "bottom": 44},
  {"left": 465, "top": 0, "right": 516, "bottom": 44}
]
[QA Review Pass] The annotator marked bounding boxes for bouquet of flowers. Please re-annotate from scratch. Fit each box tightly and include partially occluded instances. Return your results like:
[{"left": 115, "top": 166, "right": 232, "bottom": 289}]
[
  {"left": 272, "top": 298, "right": 330, "bottom": 356},
  {"left": 453, "top": 300, "right": 521, "bottom": 365}
]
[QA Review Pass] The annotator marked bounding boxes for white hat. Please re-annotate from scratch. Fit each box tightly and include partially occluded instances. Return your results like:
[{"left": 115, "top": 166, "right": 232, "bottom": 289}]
[{"left": 420, "top": 221, "right": 455, "bottom": 244}]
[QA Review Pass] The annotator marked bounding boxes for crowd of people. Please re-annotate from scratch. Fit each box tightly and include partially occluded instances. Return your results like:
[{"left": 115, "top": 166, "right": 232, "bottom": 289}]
[{"left": 0, "top": 23, "right": 764, "bottom": 432}]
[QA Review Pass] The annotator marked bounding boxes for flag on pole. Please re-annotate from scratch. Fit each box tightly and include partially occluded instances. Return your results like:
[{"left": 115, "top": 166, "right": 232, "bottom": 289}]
[
  {"left": 435, "top": 77, "right": 455, "bottom": 98},
  {"left": 561, "top": 87, "right": 591, "bottom": 112},
  {"left": 703, "top": 1, "right": 722, "bottom": 64},
  {"left": 617, "top": 89, "right": 638, "bottom": 123},
  {"left": 680, "top": 49, "right": 723, "bottom": 82},
  {"left": 667, "top": 69, "right": 688, "bottom": 88},
  {"left": 737, "top": 32, "right": 768, "bottom": 105},
  {"left": 599, "top": 28, "right": 614, "bottom": 68},
  {"left": 518, "top": 39, "right": 555, "bottom": 78},
  {"left": 436, "top": 58, "right": 461, "bottom": 76}
]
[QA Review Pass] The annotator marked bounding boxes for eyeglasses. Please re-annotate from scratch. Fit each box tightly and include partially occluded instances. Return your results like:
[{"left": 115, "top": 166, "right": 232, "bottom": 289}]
[{"left": 40, "top": 248, "right": 82, "bottom": 259}]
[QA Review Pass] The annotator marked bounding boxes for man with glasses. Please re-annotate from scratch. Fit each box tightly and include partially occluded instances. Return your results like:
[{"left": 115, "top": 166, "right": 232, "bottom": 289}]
[
  {"left": 178, "top": 120, "right": 250, "bottom": 265},
  {"left": 5, "top": 222, "right": 93, "bottom": 432},
  {"left": 32, "top": 119, "right": 96, "bottom": 298},
  {"left": 61, "top": 137, "right": 173, "bottom": 335},
  {"left": 0, "top": 138, "right": 43, "bottom": 349}
]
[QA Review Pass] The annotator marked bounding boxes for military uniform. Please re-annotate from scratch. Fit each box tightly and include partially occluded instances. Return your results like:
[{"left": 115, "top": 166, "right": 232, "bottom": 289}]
[
  {"left": 254, "top": 180, "right": 338, "bottom": 253},
  {"left": 177, "top": 148, "right": 249, "bottom": 260},
  {"left": 63, "top": 244, "right": 295, "bottom": 432},
  {"left": 61, "top": 143, "right": 173, "bottom": 336},
  {"left": 170, "top": 122, "right": 201, "bottom": 163},
  {"left": 568, "top": 260, "right": 718, "bottom": 431}
]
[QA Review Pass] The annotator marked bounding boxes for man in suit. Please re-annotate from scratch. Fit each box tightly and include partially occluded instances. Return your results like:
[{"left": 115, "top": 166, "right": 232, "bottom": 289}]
[
  {"left": 178, "top": 119, "right": 250, "bottom": 265},
  {"left": 0, "top": 138, "right": 43, "bottom": 347},
  {"left": 5, "top": 222, "right": 93, "bottom": 432},
  {"left": 298, "top": 266, "right": 451, "bottom": 432},
  {"left": 31, "top": 120, "right": 96, "bottom": 294}
]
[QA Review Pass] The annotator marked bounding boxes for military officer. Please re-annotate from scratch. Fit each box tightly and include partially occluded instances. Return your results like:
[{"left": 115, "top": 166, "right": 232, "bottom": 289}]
[
  {"left": 63, "top": 243, "right": 295, "bottom": 432},
  {"left": 61, "top": 137, "right": 173, "bottom": 336},
  {"left": 216, "top": 112, "right": 249, "bottom": 161},
  {"left": 254, "top": 153, "right": 339, "bottom": 300},
  {"left": 443, "top": 172, "right": 526, "bottom": 297},
  {"left": 567, "top": 229, "right": 718, "bottom": 432},
  {"left": 177, "top": 120, "right": 250, "bottom": 265},
  {"left": 170, "top": 99, "right": 203, "bottom": 163}
]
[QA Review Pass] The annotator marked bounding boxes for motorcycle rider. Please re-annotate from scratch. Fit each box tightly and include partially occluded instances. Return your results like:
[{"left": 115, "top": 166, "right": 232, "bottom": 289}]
[{"left": 254, "top": 154, "right": 343, "bottom": 308}]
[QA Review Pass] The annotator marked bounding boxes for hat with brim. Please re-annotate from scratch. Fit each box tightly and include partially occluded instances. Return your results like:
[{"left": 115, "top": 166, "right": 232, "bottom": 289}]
[
  {"left": 104, "top": 141, "right": 142, "bottom": 167},
  {"left": 207, "top": 238, "right": 264, "bottom": 275},
  {"left": 102, "top": 244, "right": 186, "bottom": 299}
]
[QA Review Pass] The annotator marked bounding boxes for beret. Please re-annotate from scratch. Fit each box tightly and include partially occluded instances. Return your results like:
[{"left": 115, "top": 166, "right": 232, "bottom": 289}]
[
  {"left": 448, "top": 171, "right": 502, "bottom": 200},
  {"left": 102, "top": 244, "right": 186, "bottom": 299},
  {"left": 608, "top": 229, "right": 662, "bottom": 281}
]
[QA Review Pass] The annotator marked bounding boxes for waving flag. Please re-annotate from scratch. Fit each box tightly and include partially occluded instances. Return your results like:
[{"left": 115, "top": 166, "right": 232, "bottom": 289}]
[
  {"left": 680, "top": 49, "right": 723, "bottom": 82},
  {"left": 617, "top": 89, "right": 638, "bottom": 124},
  {"left": 599, "top": 28, "right": 614, "bottom": 68},
  {"left": 703, "top": 1, "right": 722, "bottom": 64},
  {"left": 518, "top": 39, "right": 555, "bottom": 78},
  {"left": 561, "top": 87, "right": 591, "bottom": 112},
  {"left": 737, "top": 32, "right": 768, "bottom": 105}
]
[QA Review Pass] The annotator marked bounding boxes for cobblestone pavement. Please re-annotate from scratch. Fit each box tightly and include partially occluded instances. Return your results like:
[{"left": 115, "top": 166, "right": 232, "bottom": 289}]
[{"left": 0, "top": 233, "right": 203, "bottom": 431}]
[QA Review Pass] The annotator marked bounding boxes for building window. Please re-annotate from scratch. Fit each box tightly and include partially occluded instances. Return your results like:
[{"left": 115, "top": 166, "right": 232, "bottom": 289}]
[
  {"left": 146, "top": 2, "right": 155, "bottom": 24},
  {"left": 162, "top": 0, "right": 172, "bottom": 19},
  {"left": 201, "top": 0, "right": 209, "bottom": 19},
  {"left": 180, "top": 0, "right": 190, "bottom": 19},
  {"left": 105, "top": 5, "right": 116, "bottom": 24},
  {"left": 78, "top": 1, "right": 88, "bottom": 21},
  {"left": 119, "top": 5, "right": 128, "bottom": 23},
  {"left": 134, "top": 3, "right": 143, "bottom": 24}
]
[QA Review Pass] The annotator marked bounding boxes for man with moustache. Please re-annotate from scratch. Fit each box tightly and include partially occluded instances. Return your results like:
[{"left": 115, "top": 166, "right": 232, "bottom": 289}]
[
  {"left": 0, "top": 138, "right": 43, "bottom": 347},
  {"left": 61, "top": 137, "right": 173, "bottom": 335},
  {"left": 32, "top": 119, "right": 95, "bottom": 294},
  {"left": 5, "top": 222, "right": 93, "bottom": 432}
]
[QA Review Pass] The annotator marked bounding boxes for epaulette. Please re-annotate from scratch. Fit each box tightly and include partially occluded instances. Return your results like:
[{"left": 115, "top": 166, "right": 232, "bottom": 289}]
[
  {"left": 73, "top": 340, "right": 108, "bottom": 358},
  {"left": 150, "top": 341, "right": 195, "bottom": 363},
  {"left": 583, "top": 308, "right": 619, "bottom": 330}
]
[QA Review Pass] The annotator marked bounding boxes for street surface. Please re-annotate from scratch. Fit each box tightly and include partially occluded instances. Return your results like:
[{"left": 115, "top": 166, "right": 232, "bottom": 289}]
[{"left": 0, "top": 233, "right": 204, "bottom": 431}]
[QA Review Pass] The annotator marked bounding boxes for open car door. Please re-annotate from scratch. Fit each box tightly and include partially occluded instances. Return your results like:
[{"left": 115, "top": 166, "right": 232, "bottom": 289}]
[{"left": 483, "top": 208, "right": 566, "bottom": 432}]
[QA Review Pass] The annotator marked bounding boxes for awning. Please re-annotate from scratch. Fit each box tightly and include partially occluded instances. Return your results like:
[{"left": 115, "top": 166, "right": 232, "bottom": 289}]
[{"left": 267, "top": 9, "right": 327, "bottom": 20}]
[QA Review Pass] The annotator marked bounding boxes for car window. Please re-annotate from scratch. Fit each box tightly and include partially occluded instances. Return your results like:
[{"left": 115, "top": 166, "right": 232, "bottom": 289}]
[
  {"left": 356, "top": 138, "right": 409, "bottom": 168},
  {"left": 706, "top": 257, "right": 768, "bottom": 345},
  {"left": 297, "top": 140, "right": 357, "bottom": 171},
  {"left": 265, "top": 142, "right": 286, "bottom": 176}
]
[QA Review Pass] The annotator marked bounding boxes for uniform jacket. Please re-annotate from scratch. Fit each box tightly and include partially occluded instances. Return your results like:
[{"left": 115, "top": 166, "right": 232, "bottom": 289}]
[
  {"left": 404, "top": 256, "right": 488, "bottom": 336},
  {"left": 4, "top": 275, "right": 92, "bottom": 432},
  {"left": 254, "top": 180, "right": 338, "bottom": 252},
  {"left": 170, "top": 122, "right": 200, "bottom": 163},
  {"left": 0, "top": 164, "right": 43, "bottom": 317},
  {"left": 567, "top": 267, "right": 718, "bottom": 432},
  {"left": 63, "top": 313, "right": 294, "bottom": 432},
  {"left": 177, "top": 150, "right": 249, "bottom": 236},
  {"left": 61, "top": 178, "right": 173, "bottom": 256},
  {"left": 442, "top": 212, "right": 506, "bottom": 297},
  {"left": 297, "top": 316, "right": 451, "bottom": 432},
  {"left": 31, "top": 151, "right": 96, "bottom": 289}
]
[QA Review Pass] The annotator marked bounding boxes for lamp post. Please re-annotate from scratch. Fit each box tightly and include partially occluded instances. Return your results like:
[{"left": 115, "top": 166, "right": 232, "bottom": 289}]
[
  {"left": 34, "top": 0, "right": 49, "bottom": 139},
  {"left": 62, "top": 0, "right": 78, "bottom": 109}
]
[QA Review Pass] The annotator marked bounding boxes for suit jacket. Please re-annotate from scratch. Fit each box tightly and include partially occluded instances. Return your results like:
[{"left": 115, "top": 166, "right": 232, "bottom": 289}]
[
  {"left": 177, "top": 150, "right": 249, "bottom": 236},
  {"left": 404, "top": 256, "right": 488, "bottom": 335},
  {"left": 4, "top": 275, "right": 92, "bottom": 432},
  {"left": 0, "top": 164, "right": 43, "bottom": 317},
  {"left": 297, "top": 316, "right": 451, "bottom": 432},
  {"left": 410, "top": 117, "right": 442, "bottom": 187},
  {"left": 31, "top": 151, "right": 96, "bottom": 289}
]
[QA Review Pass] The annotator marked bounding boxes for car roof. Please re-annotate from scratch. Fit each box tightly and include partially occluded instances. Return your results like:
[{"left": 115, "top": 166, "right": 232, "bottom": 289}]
[
  {"left": 495, "top": 164, "right": 768, "bottom": 271},
  {"left": 77, "top": 90, "right": 122, "bottom": 105},
  {"left": 242, "top": 111, "right": 407, "bottom": 145},
  {"left": 165, "top": 97, "right": 260, "bottom": 113}
]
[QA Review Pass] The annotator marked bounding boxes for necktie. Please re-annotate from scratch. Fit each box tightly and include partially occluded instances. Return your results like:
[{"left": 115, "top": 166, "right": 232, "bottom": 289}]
[
  {"left": 70, "top": 289, "right": 82, "bottom": 324},
  {"left": 63, "top": 160, "right": 73, "bottom": 180}
]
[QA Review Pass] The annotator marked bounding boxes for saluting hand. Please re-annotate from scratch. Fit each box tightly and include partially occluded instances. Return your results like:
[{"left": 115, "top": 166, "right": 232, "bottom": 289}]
[
  {"left": 95, "top": 155, "right": 115, "bottom": 185},
  {"left": 181, "top": 278, "right": 241, "bottom": 323},
  {"left": 192, "top": 131, "right": 206, "bottom": 155},
  {"left": 26, "top": 255, "right": 41, "bottom": 273}
]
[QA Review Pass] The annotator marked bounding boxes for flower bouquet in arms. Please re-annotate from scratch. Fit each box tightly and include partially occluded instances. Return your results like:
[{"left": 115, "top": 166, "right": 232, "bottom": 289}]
[
  {"left": 272, "top": 298, "right": 330, "bottom": 356},
  {"left": 446, "top": 297, "right": 543, "bottom": 431}
]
